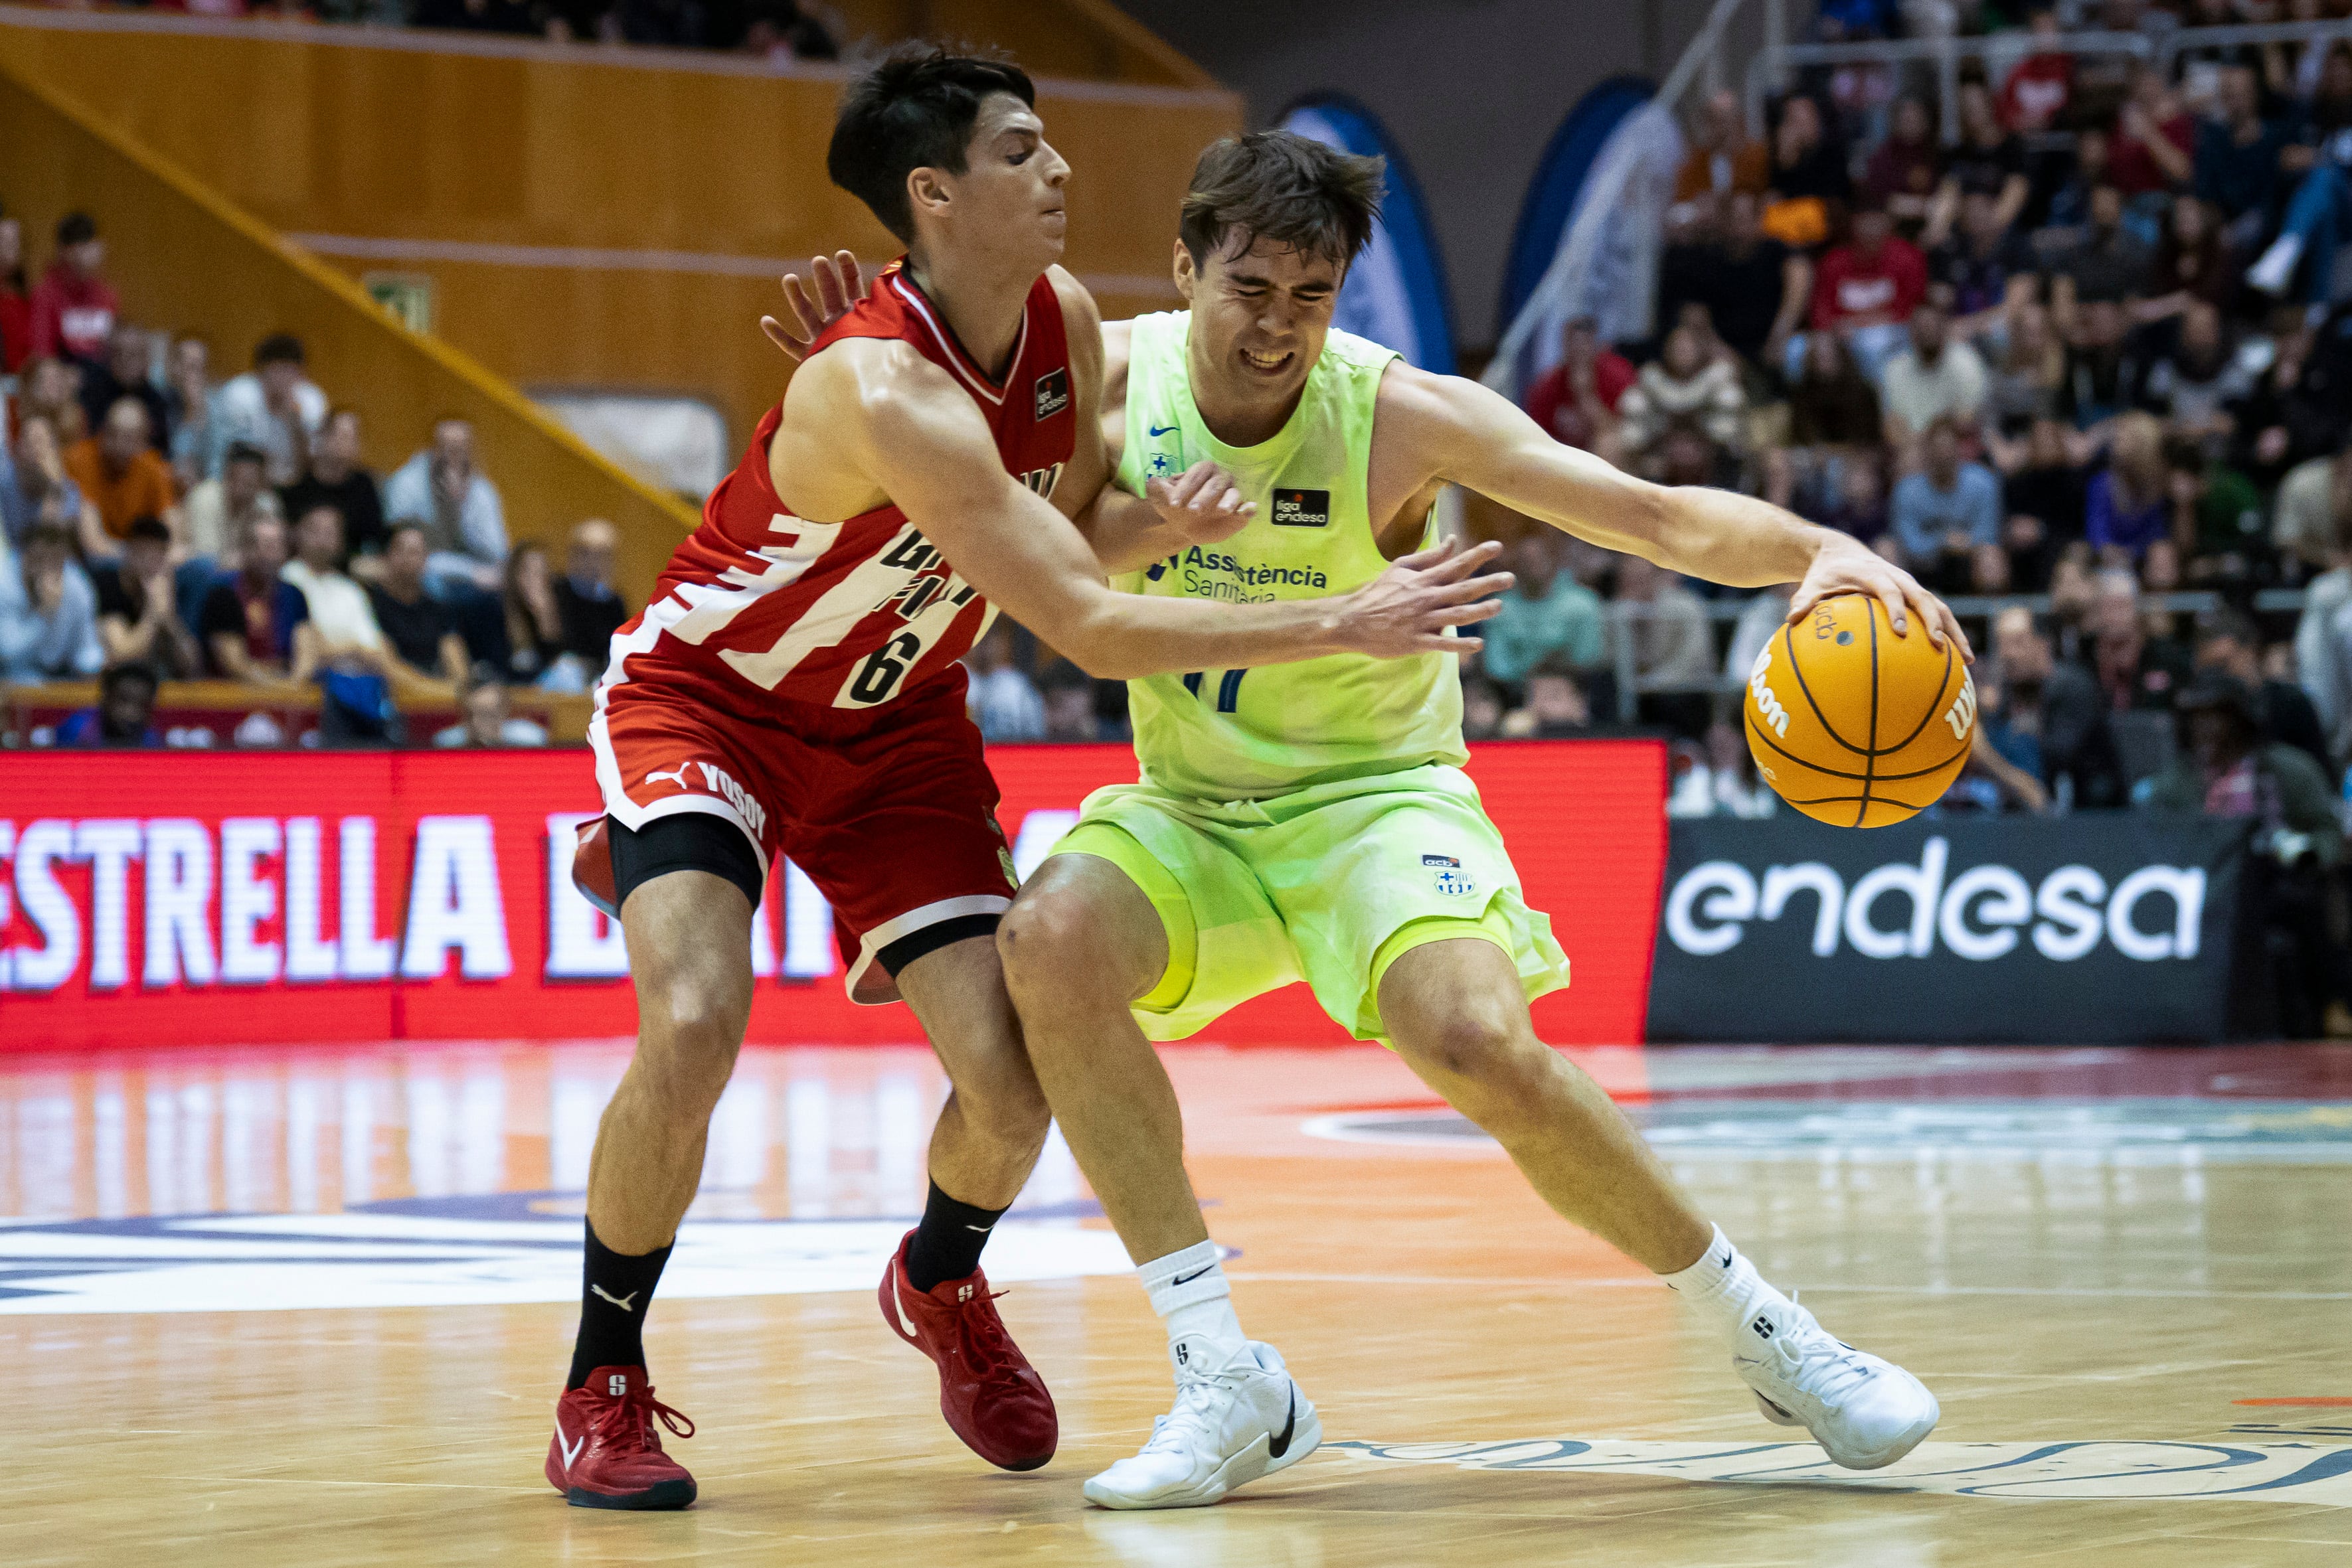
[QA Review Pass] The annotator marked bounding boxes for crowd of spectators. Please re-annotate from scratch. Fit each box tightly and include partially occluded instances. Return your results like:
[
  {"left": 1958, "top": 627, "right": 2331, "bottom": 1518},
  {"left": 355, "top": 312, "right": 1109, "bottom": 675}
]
[
  {"left": 16, "top": 0, "right": 843, "bottom": 60},
  {"left": 1481, "top": 5, "right": 2352, "bottom": 839},
  {"left": 1, "top": 206, "right": 632, "bottom": 749}
]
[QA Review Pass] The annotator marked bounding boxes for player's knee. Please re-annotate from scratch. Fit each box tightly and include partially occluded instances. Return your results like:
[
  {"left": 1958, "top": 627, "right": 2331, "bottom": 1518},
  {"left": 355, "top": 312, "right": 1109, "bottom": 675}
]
[
  {"left": 1400, "top": 1002, "right": 1536, "bottom": 1089},
  {"left": 997, "top": 881, "right": 1104, "bottom": 1000},
  {"left": 639, "top": 973, "right": 749, "bottom": 1113}
]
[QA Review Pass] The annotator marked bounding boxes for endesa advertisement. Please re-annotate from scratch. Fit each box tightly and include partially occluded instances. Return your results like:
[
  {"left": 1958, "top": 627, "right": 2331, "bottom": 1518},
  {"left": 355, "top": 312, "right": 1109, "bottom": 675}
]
[{"left": 0, "top": 742, "right": 1667, "bottom": 1051}]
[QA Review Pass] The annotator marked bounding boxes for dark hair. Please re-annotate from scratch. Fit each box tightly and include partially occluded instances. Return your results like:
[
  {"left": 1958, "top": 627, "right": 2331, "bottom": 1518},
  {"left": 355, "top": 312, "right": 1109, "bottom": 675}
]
[
  {"left": 2199, "top": 605, "right": 2259, "bottom": 649},
  {"left": 254, "top": 333, "right": 305, "bottom": 369},
  {"left": 223, "top": 441, "right": 268, "bottom": 469},
  {"left": 828, "top": 44, "right": 1037, "bottom": 242},
  {"left": 1529, "top": 653, "right": 1586, "bottom": 683},
  {"left": 2161, "top": 434, "right": 2207, "bottom": 475},
  {"left": 124, "top": 514, "right": 173, "bottom": 546},
  {"left": 100, "top": 661, "right": 159, "bottom": 698},
  {"left": 57, "top": 211, "right": 96, "bottom": 248},
  {"left": 1179, "top": 131, "right": 1385, "bottom": 272}
]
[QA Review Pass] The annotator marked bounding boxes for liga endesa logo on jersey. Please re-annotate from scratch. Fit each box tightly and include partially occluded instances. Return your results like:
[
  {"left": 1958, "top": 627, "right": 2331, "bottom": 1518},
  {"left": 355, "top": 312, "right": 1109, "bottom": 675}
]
[{"left": 1270, "top": 487, "right": 1331, "bottom": 527}]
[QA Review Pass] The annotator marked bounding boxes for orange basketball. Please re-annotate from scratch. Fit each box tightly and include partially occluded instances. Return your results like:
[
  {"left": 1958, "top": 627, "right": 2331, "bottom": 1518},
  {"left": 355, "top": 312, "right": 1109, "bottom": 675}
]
[{"left": 1743, "top": 593, "right": 1975, "bottom": 827}]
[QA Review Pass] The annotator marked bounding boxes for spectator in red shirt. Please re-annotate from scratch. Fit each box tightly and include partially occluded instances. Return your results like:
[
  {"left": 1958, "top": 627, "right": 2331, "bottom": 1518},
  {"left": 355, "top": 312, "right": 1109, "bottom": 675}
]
[
  {"left": 1803, "top": 202, "right": 1926, "bottom": 384},
  {"left": 2000, "top": 8, "right": 2074, "bottom": 133},
  {"left": 1523, "top": 317, "right": 1636, "bottom": 451},
  {"left": 2108, "top": 68, "right": 2195, "bottom": 200},
  {"left": 28, "top": 212, "right": 120, "bottom": 370},
  {"left": 0, "top": 210, "right": 29, "bottom": 375}
]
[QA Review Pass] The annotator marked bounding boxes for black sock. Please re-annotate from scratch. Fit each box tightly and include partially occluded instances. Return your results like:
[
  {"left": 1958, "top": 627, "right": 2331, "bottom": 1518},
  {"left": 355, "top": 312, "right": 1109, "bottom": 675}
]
[
  {"left": 566, "top": 1220, "right": 673, "bottom": 1389},
  {"left": 904, "top": 1180, "right": 1009, "bottom": 1292}
]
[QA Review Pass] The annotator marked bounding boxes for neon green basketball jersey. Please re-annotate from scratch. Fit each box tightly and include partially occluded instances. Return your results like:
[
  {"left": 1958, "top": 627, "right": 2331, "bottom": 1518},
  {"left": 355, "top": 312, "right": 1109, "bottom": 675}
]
[{"left": 1113, "top": 311, "right": 1466, "bottom": 801}]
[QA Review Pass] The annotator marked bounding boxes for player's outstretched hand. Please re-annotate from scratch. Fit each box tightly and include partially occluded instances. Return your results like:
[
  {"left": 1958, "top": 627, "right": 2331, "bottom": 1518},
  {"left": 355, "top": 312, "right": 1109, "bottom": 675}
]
[
  {"left": 1333, "top": 538, "right": 1513, "bottom": 659},
  {"left": 760, "top": 251, "right": 866, "bottom": 364},
  {"left": 1788, "top": 532, "right": 1974, "bottom": 662},
  {"left": 1145, "top": 459, "right": 1257, "bottom": 546}
]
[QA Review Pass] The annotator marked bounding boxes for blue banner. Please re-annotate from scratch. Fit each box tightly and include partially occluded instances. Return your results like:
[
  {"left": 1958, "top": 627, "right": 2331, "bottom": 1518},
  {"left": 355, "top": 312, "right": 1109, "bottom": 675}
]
[{"left": 1276, "top": 96, "right": 1456, "bottom": 375}]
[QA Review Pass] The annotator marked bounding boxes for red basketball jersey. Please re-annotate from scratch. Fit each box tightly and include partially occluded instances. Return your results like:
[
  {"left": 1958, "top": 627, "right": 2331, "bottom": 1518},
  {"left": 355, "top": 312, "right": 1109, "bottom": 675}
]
[{"left": 602, "top": 262, "right": 1076, "bottom": 712}]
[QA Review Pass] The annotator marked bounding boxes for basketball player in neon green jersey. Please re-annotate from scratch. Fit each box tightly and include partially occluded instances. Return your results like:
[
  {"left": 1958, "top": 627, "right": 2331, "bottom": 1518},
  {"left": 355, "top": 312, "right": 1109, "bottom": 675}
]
[{"left": 770, "top": 132, "right": 1970, "bottom": 1510}]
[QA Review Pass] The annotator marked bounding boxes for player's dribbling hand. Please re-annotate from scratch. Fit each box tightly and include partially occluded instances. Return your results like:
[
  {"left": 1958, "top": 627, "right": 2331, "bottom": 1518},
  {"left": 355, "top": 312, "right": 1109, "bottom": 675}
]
[
  {"left": 1332, "top": 538, "right": 1514, "bottom": 659},
  {"left": 1788, "top": 532, "right": 1974, "bottom": 662},
  {"left": 1145, "top": 459, "right": 1256, "bottom": 545},
  {"left": 760, "top": 251, "right": 867, "bottom": 363}
]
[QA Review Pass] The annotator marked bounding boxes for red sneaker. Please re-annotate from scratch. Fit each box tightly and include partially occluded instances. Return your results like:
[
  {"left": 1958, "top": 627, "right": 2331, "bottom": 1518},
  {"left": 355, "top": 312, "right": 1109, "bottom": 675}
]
[
  {"left": 879, "top": 1229, "right": 1058, "bottom": 1471},
  {"left": 546, "top": 1366, "right": 698, "bottom": 1510}
]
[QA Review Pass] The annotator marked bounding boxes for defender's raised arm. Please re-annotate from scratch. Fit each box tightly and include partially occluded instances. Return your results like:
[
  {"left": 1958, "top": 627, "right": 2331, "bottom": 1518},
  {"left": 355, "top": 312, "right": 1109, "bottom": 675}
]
[{"left": 780, "top": 338, "right": 1509, "bottom": 680}]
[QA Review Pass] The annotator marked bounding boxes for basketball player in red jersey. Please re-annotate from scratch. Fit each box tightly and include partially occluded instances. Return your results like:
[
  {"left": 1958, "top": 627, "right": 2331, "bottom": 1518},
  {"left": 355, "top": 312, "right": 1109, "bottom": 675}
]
[{"left": 543, "top": 46, "right": 1511, "bottom": 1510}]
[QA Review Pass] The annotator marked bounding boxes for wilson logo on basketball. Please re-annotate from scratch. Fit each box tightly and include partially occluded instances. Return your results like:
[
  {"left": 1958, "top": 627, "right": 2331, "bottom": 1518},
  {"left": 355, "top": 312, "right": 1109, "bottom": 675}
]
[
  {"left": 1748, "top": 647, "right": 1791, "bottom": 739},
  {"left": 1943, "top": 672, "right": 1977, "bottom": 741}
]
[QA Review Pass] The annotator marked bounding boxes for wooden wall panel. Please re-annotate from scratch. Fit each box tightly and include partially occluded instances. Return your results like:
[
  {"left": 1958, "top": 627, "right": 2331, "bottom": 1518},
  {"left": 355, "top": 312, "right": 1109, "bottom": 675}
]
[
  {"left": 306, "top": 257, "right": 1181, "bottom": 462},
  {"left": 0, "top": 54, "right": 700, "bottom": 598},
  {"left": 0, "top": 11, "right": 1237, "bottom": 461},
  {"left": 0, "top": 15, "right": 1236, "bottom": 260}
]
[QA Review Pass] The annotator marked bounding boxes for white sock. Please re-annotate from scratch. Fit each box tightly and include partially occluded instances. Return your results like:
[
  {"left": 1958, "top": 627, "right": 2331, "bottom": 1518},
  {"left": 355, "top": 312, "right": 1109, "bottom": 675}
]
[
  {"left": 1139, "top": 1239, "right": 1246, "bottom": 1362},
  {"left": 1659, "top": 1225, "right": 1787, "bottom": 1343}
]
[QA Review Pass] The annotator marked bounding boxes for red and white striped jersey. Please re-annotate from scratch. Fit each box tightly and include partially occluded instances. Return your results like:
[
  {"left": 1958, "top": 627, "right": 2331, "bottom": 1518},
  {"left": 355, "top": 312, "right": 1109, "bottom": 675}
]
[{"left": 601, "top": 261, "right": 1076, "bottom": 713}]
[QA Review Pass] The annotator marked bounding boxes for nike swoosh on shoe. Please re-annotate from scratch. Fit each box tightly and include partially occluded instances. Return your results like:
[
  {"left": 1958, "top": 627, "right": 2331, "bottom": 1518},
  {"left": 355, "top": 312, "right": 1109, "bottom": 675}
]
[{"left": 1268, "top": 1390, "right": 1298, "bottom": 1459}]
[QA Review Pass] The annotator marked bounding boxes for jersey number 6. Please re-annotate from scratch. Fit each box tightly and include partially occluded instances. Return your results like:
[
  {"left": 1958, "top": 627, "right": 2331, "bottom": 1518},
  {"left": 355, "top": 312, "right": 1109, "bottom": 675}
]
[{"left": 847, "top": 631, "right": 924, "bottom": 707}]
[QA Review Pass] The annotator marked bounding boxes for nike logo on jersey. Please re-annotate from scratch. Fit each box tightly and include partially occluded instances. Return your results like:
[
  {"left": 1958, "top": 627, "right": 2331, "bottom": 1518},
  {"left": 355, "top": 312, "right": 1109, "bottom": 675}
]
[
  {"left": 1268, "top": 1390, "right": 1299, "bottom": 1458},
  {"left": 557, "top": 1424, "right": 585, "bottom": 1472},
  {"left": 590, "top": 1284, "right": 639, "bottom": 1312},
  {"left": 1147, "top": 424, "right": 1179, "bottom": 438},
  {"left": 1170, "top": 1265, "right": 1215, "bottom": 1287}
]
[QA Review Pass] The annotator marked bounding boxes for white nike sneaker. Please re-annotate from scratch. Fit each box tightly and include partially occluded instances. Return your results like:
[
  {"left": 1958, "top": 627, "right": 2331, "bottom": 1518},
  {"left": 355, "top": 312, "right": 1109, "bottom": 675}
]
[
  {"left": 1731, "top": 1294, "right": 1938, "bottom": 1470},
  {"left": 1082, "top": 1336, "right": 1322, "bottom": 1510}
]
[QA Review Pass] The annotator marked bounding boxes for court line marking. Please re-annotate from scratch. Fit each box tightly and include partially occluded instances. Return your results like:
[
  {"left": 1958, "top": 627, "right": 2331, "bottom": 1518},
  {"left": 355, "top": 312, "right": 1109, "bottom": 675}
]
[
  {"left": 1326, "top": 1438, "right": 2352, "bottom": 1507},
  {"left": 1225, "top": 1271, "right": 2352, "bottom": 1301}
]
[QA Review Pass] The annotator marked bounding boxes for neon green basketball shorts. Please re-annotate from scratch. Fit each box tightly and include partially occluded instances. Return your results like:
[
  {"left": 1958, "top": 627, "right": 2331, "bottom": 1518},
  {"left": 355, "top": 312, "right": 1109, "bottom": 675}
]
[{"left": 1049, "top": 763, "right": 1570, "bottom": 1044}]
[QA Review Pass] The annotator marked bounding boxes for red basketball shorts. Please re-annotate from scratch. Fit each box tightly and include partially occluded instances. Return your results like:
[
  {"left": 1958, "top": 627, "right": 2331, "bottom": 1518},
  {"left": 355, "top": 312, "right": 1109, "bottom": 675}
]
[{"left": 586, "top": 666, "right": 1016, "bottom": 1004}]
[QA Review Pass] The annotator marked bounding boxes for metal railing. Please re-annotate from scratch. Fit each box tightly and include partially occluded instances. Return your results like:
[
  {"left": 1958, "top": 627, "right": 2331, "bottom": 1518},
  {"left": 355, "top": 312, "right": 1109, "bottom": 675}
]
[
  {"left": 1591, "top": 586, "right": 2310, "bottom": 717},
  {"left": 1740, "top": 18, "right": 2352, "bottom": 145}
]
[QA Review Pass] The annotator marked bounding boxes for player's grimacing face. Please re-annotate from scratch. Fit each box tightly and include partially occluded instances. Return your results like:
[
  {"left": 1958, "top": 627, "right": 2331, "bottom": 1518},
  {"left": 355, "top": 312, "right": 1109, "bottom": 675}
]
[
  {"left": 932, "top": 94, "right": 1068, "bottom": 261},
  {"left": 1177, "top": 236, "right": 1340, "bottom": 404}
]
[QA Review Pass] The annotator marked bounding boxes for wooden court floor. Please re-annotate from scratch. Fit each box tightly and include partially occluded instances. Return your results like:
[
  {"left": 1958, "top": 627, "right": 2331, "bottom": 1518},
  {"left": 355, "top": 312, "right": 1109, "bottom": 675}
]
[{"left": 7, "top": 1040, "right": 2352, "bottom": 1567}]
